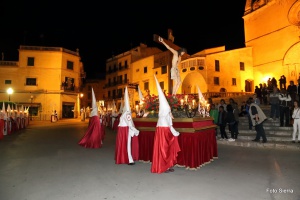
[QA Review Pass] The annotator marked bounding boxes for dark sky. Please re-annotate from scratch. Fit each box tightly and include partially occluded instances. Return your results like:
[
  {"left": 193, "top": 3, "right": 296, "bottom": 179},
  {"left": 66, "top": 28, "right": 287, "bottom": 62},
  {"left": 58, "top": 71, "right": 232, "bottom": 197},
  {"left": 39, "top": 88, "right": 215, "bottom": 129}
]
[{"left": 0, "top": 0, "right": 246, "bottom": 79}]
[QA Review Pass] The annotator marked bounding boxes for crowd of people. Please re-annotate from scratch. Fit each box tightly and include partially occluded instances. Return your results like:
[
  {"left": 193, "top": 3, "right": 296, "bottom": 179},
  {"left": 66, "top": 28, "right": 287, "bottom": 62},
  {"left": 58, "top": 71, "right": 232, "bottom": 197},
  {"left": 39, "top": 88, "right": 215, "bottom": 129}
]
[{"left": 208, "top": 74, "right": 300, "bottom": 144}]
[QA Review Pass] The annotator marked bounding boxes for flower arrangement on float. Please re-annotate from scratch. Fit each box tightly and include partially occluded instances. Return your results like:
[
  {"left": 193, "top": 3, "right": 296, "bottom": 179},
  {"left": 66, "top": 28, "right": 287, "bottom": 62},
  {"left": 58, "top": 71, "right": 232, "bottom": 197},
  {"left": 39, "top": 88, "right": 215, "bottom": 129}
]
[{"left": 140, "top": 92, "right": 210, "bottom": 118}]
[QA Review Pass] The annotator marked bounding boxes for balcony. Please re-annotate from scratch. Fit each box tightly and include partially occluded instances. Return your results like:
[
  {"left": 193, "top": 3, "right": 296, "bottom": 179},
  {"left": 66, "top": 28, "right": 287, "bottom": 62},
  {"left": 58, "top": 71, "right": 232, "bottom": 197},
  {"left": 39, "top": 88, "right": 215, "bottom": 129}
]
[
  {"left": 106, "top": 65, "right": 129, "bottom": 74},
  {"left": 104, "top": 79, "right": 129, "bottom": 88}
]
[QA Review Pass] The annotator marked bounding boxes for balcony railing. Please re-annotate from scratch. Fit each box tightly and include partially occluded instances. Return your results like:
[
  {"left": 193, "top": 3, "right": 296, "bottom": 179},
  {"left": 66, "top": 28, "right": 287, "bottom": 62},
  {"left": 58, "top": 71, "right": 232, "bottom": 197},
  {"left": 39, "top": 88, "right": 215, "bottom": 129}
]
[
  {"left": 104, "top": 79, "right": 129, "bottom": 88},
  {"left": 106, "top": 65, "right": 129, "bottom": 74}
]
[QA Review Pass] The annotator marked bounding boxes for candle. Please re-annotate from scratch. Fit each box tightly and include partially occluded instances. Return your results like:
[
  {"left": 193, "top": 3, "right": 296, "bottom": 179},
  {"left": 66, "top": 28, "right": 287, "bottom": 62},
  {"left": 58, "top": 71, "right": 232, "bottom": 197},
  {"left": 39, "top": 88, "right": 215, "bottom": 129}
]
[
  {"left": 136, "top": 105, "right": 139, "bottom": 112},
  {"left": 192, "top": 99, "right": 195, "bottom": 106},
  {"left": 180, "top": 99, "right": 184, "bottom": 106}
]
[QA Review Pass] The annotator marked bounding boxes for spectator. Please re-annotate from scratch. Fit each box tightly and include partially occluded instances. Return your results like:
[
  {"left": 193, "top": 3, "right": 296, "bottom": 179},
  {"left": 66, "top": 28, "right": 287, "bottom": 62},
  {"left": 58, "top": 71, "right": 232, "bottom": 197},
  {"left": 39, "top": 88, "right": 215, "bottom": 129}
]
[
  {"left": 291, "top": 100, "right": 300, "bottom": 143},
  {"left": 279, "top": 75, "right": 287, "bottom": 90},
  {"left": 209, "top": 103, "right": 219, "bottom": 137},
  {"left": 279, "top": 88, "right": 292, "bottom": 127},
  {"left": 239, "top": 101, "right": 247, "bottom": 117},
  {"left": 269, "top": 86, "right": 280, "bottom": 121},
  {"left": 249, "top": 99, "right": 268, "bottom": 143},
  {"left": 287, "top": 80, "right": 297, "bottom": 103},
  {"left": 253, "top": 93, "right": 261, "bottom": 106},
  {"left": 254, "top": 86, "right": 262, "bottom": 103},
  {"left": 271, "top": 77, "right": 277, "bottom": 88},
  {"left": 246, "top": 98, "right": 254, "bottom": 131},
  {"left": 217, "top": 105, "right": 228, "bottom": 140},
  {"left": 217, "top": 99, "right": 227, "bottom": 112},
  {"left": 226, "top": 104, "right": 238, "bottom": 141},
  {"left": 261, "top": 83, "right": 269, "bottom": 105}
]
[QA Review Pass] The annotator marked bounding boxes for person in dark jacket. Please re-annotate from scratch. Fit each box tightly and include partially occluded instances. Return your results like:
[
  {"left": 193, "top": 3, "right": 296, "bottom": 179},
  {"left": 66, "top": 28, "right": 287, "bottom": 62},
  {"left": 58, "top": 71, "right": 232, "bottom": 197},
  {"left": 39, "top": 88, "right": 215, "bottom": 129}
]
[
  {"left": 217, "top": 105, "right": 228, "bottom": 140},
  {"left": 226, "top": 104, "right": 238, "bottom": 141}
]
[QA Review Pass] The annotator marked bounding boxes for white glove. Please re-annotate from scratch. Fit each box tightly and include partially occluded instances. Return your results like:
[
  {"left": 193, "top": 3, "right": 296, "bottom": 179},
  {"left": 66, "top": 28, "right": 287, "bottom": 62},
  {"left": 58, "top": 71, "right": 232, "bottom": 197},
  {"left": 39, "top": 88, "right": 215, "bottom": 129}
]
[{"left": 170, "top": 126, "right": 179, "bottom": 136}]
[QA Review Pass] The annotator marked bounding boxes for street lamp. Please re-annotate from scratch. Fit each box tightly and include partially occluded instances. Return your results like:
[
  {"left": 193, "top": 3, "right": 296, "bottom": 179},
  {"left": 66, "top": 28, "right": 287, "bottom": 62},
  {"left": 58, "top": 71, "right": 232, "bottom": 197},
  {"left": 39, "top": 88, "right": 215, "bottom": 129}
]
[{"left": 7, "top": 88, "right": 13, "bottom": 101}]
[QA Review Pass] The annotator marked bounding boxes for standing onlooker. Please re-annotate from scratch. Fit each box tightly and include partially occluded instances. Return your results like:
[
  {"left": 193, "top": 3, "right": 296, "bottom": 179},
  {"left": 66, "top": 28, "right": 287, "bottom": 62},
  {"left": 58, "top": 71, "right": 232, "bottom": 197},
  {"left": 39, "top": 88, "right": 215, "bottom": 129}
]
[
  {"left": 287, "top": 80, "right": 297, "bottom": 103},
  {"left": 291, "top": 100, "right": 300, "bottom": 143},
  {"left": 246, "top": 98, "right": 253, "bottom": 131},
  {"left": 217, "top": 105, "right": 228, "bottom": 140},
  {"left": 226, "top": 104, "right": 238, "bottom": 141},
  {"left": 217, "top": 99, "right": 227, "bottom": 112},
  {"left": 253, "top": 93, "right": 261, "bottom": 106},
  {"left": 233, "top": 101, "right": 240, "bottom": 138},
  {"left": 269, "top": 86, "right": 280, "bottom": 121},
  {"left": 271, "top": 77, "right": 277, "bottom": 88},
  {"left": 254, "top": 86, "right": 262, "bottom": 104},
  {"left": 279, "top": 88, "right": 292, "bottom": 127},
  {"left": 249, "top": 99, "right": 268, "bottom": 143},
  {"left": 297, "top": 79, "right": 300, "bottom": 101},
  {"left": 261, "top": 83, "right": 269, "bottom": 105},
  {"left": 292, "top": 100, "right": 300, "bottom": 143},
  {"left": 209, "top": 103, "right": 219, "bottom": 137},
  {"left": 280, "top": 75, "right": 287, "bottom": 90}
]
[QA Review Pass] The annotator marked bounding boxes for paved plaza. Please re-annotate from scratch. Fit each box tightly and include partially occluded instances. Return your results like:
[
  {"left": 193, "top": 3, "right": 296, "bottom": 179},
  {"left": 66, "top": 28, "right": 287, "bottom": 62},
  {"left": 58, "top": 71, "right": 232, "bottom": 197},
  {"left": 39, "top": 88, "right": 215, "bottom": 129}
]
[{"left": 0, "top": 119, "right": 299, "bottom": 200}]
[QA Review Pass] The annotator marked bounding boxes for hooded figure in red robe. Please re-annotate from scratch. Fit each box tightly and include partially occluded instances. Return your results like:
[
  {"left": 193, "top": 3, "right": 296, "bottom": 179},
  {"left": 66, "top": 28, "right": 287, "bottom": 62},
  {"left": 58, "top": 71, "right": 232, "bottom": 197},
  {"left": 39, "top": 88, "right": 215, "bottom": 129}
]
[
  {"left": 78, "top": 87, "right": 104, "bottom": 148},
  {"left": 151, "top": 75, "right": 181, "bottom": 174},
  {"left": 115, "top": 86, "right": 139, "bottom": 165}
]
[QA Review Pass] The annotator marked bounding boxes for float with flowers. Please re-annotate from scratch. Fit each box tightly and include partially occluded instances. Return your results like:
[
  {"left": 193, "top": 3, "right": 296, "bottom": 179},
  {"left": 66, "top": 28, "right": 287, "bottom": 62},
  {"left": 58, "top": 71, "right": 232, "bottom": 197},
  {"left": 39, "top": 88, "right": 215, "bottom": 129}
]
[{"left": 133, "top": 86, "right": 218, "bottom": 170}]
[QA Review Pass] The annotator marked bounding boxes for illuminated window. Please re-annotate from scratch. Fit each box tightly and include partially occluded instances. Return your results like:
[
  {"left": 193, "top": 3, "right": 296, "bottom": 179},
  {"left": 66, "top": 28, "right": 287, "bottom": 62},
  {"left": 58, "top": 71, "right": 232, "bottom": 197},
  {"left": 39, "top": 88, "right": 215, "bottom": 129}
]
[
  {"left": 159, "top": 81, "right": 164, "bottom": 89},
  {"left": 26, "top": 78, "right": 37, "bottom": 86},
  {"left": 67, "top": 61, "right": 74, "bottom": 70},
  {"left": 215, "top": 60, "right": 220, "bottom": 72},
  {"left": 214, "top": 77, "right": 219, "bottom": 85},
  {"left": 232, "top": 78, "right": 237, "bottom": 86},
  {"left": 27, "top": 57, "right": 35, "bottom": 66},
  {"left": 118, "top": 89, "right": 123, "bottom": 98},
  {"left": 144, "top": 81, "right": 149, "bottom": 90},
  {"left": 5, "top": 80, "right": 11, "bottom": 84},
  {"left": 161, "top": 65, "right": 167, "bottom": 74},
  {"left": 240, "top": 62, "right": 245, "bottom": 71}
]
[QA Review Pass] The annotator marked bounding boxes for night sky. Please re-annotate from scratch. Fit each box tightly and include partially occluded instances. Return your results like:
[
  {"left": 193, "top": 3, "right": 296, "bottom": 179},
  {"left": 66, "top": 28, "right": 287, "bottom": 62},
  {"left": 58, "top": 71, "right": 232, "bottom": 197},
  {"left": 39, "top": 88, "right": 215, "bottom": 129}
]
[{"left": 0, "top": 0, "right": 246, "bottom": 79}]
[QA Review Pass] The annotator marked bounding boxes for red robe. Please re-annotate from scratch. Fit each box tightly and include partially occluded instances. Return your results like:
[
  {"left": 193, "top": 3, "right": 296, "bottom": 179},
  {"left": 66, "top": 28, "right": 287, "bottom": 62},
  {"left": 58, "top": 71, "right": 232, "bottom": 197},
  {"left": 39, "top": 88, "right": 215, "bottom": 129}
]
[
  {"left": 115, "top": 126, "right": 139, "bottom": 164},
  {"left": 78, "top": 116, "right": 105, "bottom": 148},
  {"left": 151, "top": 127, "right": 181, "bottom": 174},
  {"left": 0, "top": 119, "right": 4, "bottom": 140}
]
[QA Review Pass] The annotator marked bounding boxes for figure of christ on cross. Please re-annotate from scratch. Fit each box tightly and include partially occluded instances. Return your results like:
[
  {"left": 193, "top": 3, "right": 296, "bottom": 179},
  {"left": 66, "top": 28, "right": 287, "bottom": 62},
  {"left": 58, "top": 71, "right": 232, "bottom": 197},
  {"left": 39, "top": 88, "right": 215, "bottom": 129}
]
[{"left": 157, "top": 36, "right": 187, "bottom": 95}]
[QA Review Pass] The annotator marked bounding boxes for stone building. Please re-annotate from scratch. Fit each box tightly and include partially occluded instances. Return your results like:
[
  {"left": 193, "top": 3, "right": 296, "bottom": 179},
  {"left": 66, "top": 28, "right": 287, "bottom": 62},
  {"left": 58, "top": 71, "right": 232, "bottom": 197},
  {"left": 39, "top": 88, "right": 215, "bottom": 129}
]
[{"left": 0, "top": 46, "right": 85, "bottom": 120}]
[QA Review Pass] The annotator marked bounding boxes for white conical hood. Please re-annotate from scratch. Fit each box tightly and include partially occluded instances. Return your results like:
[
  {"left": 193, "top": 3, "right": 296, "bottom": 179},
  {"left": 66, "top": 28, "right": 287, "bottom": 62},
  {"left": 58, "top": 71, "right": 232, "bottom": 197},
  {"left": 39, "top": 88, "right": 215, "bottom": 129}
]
[
  {"left": 2, "top": 102, "right": 5, "bottom": 114},
  {"left": 138, "top": 85, "right": 144, "bottom": 102},
  {"left": 90, "top": 87, "right": 98, "bottom": 117},
  {"left": 112, "top": 99, "right": 117, "bottom": 112},
  {"left": 7, "top": 104, "right": 11, "bottom": 117},
  {"left": 154, "top": 75, "right": 170, "bottom": 117},
  {"left": 119, "top": 98, "right": 124, "bottom": 114},
  {"left": 197, "top": 85, "right": 205, "bottom": 102},
  {"left": 123, "top": 87, "right": 131, "bottom": 113}
]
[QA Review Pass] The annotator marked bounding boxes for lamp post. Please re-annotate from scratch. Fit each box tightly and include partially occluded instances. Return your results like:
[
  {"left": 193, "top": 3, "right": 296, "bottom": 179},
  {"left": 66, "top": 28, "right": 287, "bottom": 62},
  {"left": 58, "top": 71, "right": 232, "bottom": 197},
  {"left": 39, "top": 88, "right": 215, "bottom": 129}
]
[
  {"left": 30, "top": 95, "right": 34, "bottom": 120},
  {"left": 80, "top": 93, "right": 85, "bottom": 121},
  {"left": 7, "top": 88, "right": 13, "bottom": 101}
]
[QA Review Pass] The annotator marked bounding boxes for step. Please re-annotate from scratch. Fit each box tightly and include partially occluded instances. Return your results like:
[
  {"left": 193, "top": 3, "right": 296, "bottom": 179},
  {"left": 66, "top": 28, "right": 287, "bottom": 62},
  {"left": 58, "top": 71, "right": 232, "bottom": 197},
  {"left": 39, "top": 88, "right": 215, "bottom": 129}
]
[{"left": 217, "top": 139, "right": 300, "bottom": 150}]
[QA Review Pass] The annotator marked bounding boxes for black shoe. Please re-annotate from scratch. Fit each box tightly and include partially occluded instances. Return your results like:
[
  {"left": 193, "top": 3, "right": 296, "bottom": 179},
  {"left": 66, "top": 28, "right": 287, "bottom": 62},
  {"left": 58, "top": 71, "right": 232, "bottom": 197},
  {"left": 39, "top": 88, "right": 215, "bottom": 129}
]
[
  {"left": 128, "top": 163, "right": 135, "bottom": 165},
  {"left": 168, "top": 168, "right": 175, "bottom": 172},
  {"left": 252, "top": 139, "right": 259, "bottom": 142},
  {"left": 292, "top": 141, "right": 295, "bottom": 143},
  {"left": 298, "top": 141, "right": 300, "bottom": 143},
  {"left": 262, "top": 141, "right": 267, "bottom": 143}
]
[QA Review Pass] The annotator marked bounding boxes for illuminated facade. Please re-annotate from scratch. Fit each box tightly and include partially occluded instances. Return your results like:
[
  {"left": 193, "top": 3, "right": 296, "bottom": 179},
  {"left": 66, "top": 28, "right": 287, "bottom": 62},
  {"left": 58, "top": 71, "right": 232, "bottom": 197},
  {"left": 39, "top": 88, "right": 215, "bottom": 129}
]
[
  {"left": 0, "top": 46, "right": 85, "bottom": 120},
  {"left": 244, "top": 0, "right": 300, "bottom": 84}
]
